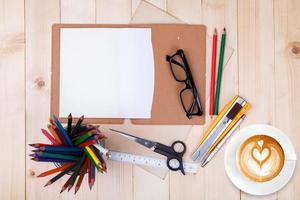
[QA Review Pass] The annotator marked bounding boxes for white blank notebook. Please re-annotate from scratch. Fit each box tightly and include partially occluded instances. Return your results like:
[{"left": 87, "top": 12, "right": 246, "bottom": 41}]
[{"left": 59, "top": 28, "right": 155, "bottom": 118}]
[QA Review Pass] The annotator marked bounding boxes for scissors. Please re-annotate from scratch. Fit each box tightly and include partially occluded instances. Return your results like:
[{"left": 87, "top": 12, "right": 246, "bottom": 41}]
[{"left": 110, "top": 129, "right": 187, "bottom": 175}]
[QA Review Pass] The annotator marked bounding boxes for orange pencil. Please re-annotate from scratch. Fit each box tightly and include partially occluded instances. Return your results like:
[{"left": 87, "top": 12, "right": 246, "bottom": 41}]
[
  {"left": 37, "top": 162, "right": 75, "bottom": 177},
  {"left": 47, "top": 124, "right": 62, "bottom": 144}
]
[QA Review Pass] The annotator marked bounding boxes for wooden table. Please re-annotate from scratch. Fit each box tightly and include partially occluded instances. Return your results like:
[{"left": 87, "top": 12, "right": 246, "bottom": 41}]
[{"left": 1, "top": 0, "right": 299, "bottom": 199}]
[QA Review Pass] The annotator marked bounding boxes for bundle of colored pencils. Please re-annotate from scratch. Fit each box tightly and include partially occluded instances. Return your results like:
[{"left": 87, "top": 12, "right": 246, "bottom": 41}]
[{"left": 29, "top": 113, "right": 107, "bottom": 194}]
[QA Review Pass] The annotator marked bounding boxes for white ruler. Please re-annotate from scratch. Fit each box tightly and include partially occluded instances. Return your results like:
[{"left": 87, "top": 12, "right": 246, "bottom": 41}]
[{"left": 108, "top": 151, "right": 199, "bottom": 174}]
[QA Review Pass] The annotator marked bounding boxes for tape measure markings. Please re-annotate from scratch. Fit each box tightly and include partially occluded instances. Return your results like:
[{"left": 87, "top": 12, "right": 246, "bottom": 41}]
[{"left": 108, "top": 151, "right": 199, "bottom": 173}]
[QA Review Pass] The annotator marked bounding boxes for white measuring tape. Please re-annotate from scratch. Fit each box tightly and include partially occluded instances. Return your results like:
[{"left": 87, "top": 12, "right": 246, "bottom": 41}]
[{"left": 107, "top": 151, "right": 199, "bottom": 173}]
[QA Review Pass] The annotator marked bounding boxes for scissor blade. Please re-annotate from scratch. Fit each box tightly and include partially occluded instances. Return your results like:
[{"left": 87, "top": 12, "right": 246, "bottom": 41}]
[
  {"left": 110, "top": 129, "right": 137, "bottom": 141},
  {"left": 110, "top": 129, "right": 156, "bottom": 149}
]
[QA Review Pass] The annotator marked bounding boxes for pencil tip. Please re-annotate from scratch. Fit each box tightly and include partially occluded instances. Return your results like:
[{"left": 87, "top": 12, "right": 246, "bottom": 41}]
[
  {"left": 67, "top": 185, "right": 73, "bottom": 191},
  {"left": 29, "top": 144, "right": 34, "bottom": 147},
  {"left": 74, "top": 188, "right": 78, "bottom": 194},
  {"left": 29, "top": 153, "right": 35, "bottom": 157},
  {"left": 44, "top": 181, "right": 51, "bottom": 187},
  {"left": 52, "top": 114, "right": 56, "bottom": 119},
  {"left": 214, "top": 28, "right": 217, "bottom": 34},
  {"left": 223, "top": 28, "right": 226, "bottom": 33}
]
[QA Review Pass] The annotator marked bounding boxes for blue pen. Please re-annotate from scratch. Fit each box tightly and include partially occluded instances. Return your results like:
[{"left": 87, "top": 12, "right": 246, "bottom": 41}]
[{"left": 52, "top": 115, "right": 74, "bottom": 147}]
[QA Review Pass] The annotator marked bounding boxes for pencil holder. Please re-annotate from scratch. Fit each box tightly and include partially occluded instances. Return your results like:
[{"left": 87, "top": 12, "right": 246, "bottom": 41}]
[{"left": 29, "top": 114, "right": 107, "bottom": 194}]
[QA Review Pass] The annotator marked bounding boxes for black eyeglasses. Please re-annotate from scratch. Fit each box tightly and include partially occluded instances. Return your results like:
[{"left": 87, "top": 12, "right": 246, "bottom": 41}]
[{"left": 166, "top": 49, "right": 203, "bottom": 119}]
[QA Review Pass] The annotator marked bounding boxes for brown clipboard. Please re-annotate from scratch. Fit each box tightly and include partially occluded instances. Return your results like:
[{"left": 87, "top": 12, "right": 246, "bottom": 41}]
[{"left": 51, "top": 24, "right": 206, "bottom": 125}]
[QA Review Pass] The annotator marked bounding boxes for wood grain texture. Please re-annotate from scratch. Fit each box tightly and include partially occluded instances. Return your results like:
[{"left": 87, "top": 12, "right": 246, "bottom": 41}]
[
  {"left": 96, "top": 0, "right": 132, "bottom": 24},
  {"left": 238, "top": 0, "right": 277, "bottom": 199},
  {"left": 0, "top": 0, "right": 25, "bottom": 199},
  {"left": 61, "top": 0, "right": 96, "bottom": 23},
  {"left": 0, "top": 0, "right": 298, "bottom": 199},
  {"left": 25, "top": 0, "right": 60, "bottom": 199},
  {"left": 274, "top": 0, "right": 300, "bottom": 199}
]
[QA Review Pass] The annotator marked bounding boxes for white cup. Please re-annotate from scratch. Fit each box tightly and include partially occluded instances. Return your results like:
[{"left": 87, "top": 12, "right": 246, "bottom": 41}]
[{"left": 225, "top": 124, "right": 297, "bottom": 196}]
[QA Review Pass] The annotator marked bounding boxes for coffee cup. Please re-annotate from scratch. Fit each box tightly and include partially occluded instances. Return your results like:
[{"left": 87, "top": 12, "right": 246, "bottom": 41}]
[{"left": 225, "top": 124, "right": 297, "bottom": 195}]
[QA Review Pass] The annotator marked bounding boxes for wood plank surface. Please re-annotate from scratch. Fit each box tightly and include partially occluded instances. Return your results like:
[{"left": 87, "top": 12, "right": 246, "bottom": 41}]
[
  {"left": 0, "top": 0, "right": 25, "bottom": 199},
  {"left": 25, "top": 0, "right": 60, "bottom": 199},
  {"left": 274, "top": 0, "right": 300, "bottom": 199},
  {"left": 238, "top": 0, "right": 277, "bottom": 199},
  {"left": 0, "top": 0, "right": 299, "bottom": 200}
]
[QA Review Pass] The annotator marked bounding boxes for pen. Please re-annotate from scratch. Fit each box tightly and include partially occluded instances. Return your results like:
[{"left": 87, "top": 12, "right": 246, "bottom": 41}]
[{"left": 201, "top": 115, "right": 245, "bottom": 167}]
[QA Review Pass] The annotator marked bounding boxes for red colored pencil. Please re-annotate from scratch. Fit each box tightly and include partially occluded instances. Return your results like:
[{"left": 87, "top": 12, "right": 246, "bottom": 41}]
[
  {"left": 29, "top": 143, "right": 50, "bottom": 148},
  {"left": 77, "top": 139, "right": 98, "bottom": 148},
  {"left": 41, "top": 128, "right": 60, "bottom": 145},
  {"left": 209, "top": 28, "right": 218, "bottom": 116},
  {"left": 88, "top": 159, "right": 95, "bottom": 190}
]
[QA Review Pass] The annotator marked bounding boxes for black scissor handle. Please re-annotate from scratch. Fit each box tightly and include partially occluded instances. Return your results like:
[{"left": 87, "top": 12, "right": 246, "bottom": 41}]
[
  {"left": 167, "top": 156, "right": 185, "bottom": 175},
  {"left": 171, "top": 141, "right": 186, "bottom": 156}
]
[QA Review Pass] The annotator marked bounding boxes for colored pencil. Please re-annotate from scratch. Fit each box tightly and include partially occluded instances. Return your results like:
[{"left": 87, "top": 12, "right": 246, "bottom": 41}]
[
  {"left": 214, "top": 28, "right": 227, "bottom": 115},
  {"left": 67, "top": 155, "right": 86, "bottom": 191},
  {"left": 73, "top": 125, "right": 97, "bottom": 137},
  {"left": 73, "top": 132, "right": 94, "bottom": 146},
  {"left": 49, "top": 117, "right": 55, "bottom": 126},
  {"left": 41, "top": 128, "right": 60, "bottom": 145},
  {"left": 39, "top": 146, "right": 83, "bottom": 153},
  {"left": 44, "top": 163, "right": 77, "bottom": 187},
  {"left": 47, "top": 124, "right": 63, "bottom": 144},
  {"left": 67, "top": 113, "right": 72, "bottom": 135},
  {"left": 74, "top": 158, "right": 89, "bottom": 194},
  {"left": 31, "top": 157, "right": 73, "bottom": 163},
  {"left": 88, "top": 160, "right": 95, "bottom": 190},
  {"left": 35, "top": 152, "right": 80, "bottom": 161},
  {"left": 71, "top": 115, "right": 84, "bottom": 135},
  {"left": 77, "top": 139, "right": 98, "bottom": 148},
  {"left": 60, "top": 178, "right": 71, "bottom": 193},
  {"left": 37, "top": 162, "right": 75, "bottom": 177},
  {"left": 83, "top": 146, "right": 101, "bottom": 170},
  {"left": 53, "top": 115, "right": 74, "bottom": 147},
  {"left": 209, "top": 28, "right": 218, "bottom": 116},
  {"left": 91, "top": 146, "right": 106, "bottom": 172},
  {"left": 29, "top": 143, "right": 51, "bottom": 148}
]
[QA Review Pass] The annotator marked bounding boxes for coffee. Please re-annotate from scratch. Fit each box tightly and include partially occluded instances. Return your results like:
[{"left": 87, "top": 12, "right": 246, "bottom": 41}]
[{"left": 237, "top": 135, "right": 285, "bottom": 182}]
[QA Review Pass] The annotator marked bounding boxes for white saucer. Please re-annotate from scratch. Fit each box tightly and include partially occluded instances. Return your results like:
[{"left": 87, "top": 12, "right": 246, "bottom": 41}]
[{"left": 224, "top": 124, "right": 297, "bottom": 196}]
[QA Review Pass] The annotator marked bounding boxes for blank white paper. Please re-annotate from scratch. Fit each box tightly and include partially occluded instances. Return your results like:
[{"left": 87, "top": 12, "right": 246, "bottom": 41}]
[{"left": 59, "top": 28, "right": 154, "bottom": 118}]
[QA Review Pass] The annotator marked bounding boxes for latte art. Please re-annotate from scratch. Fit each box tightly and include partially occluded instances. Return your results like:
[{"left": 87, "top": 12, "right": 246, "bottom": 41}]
[{"left": 237, "top": 135, "right": 285, "bottom": 182}]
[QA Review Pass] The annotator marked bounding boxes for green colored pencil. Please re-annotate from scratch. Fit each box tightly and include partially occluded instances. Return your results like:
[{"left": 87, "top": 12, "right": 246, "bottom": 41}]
[
  {"left": 73, "top": 132, "right": 93, "bottom": 146},
  {"left": 36, "top": 151, "right": 80, "bottom": 161},
  {"left": 214, "top": 28, "right": 227, "bottom": 115}
]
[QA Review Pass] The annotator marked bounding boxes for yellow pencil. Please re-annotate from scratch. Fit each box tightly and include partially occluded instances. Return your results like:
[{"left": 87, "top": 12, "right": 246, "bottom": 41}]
[{"left": 83, "top": 146, "right": 101, "bottom": 170}]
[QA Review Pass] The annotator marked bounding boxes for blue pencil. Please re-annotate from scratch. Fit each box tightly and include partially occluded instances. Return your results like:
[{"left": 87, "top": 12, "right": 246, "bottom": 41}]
[
  {"left": 40, "top": 146, "right": 83, "bottom": 153},
  {"left": 52, "top": 115, "right": 74, "bottom": 147},
  {"left": 31, "top": 156, "right": 74, "bottom": 163}
]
